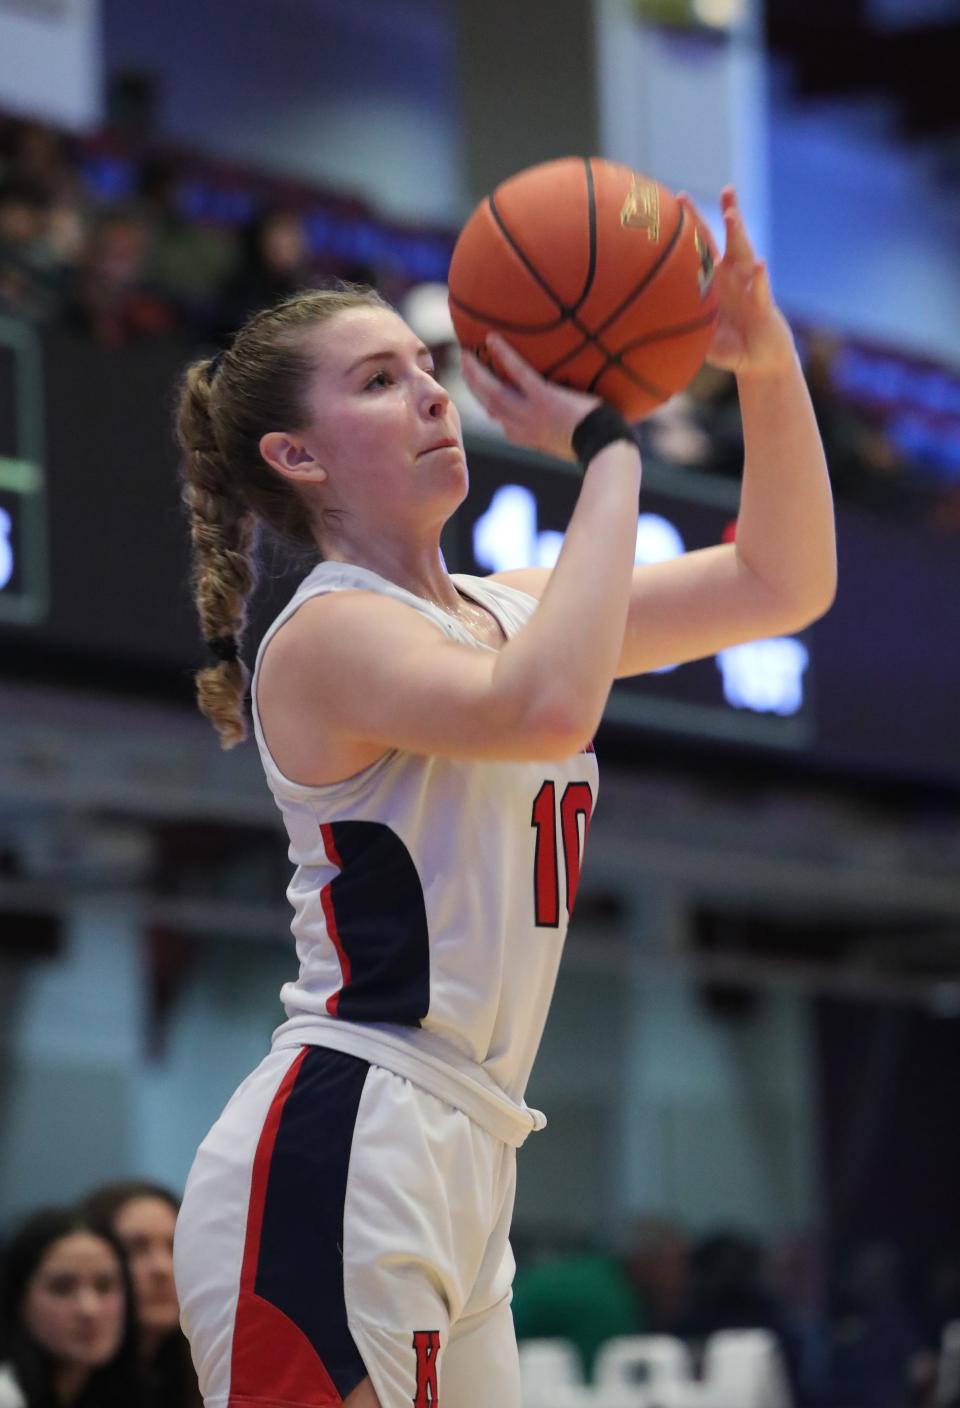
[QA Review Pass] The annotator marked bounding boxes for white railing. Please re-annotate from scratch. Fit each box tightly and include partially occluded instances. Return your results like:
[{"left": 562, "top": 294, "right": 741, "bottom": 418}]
[{"left": 519, "top": 1330, "right": 793, "bottom": 1408}]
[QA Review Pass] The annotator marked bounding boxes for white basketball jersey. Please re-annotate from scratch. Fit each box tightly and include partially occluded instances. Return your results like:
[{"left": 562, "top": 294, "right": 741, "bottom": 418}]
[{"left": 251, "top": 561, "right": 599, "bottom": 1145}]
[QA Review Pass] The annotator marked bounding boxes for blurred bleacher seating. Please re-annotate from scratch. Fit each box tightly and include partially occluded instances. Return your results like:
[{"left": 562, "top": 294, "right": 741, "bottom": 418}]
[
  {"left": 519, "top": 1330, "right": 792, "bottom": 1408},
  {"left": 1, "top": 106, "right": 958, "bottom": 534}
]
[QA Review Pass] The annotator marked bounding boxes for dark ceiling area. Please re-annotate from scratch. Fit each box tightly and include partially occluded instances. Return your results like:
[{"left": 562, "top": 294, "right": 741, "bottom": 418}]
[{"left": 766, "top": 0, "right": 960, "bottom": 139}]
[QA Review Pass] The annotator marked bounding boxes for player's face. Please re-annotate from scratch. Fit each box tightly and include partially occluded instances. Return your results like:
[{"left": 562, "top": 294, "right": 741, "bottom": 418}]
[
  {"left": 22, "top": 1233, "right": 126, "bottom": 1369},
  {"left": 112, "top": 1196, "right": 180, "bottom": 1339},
  {"left": 299, "top": 306, "right": 467, "bottom": 525}
]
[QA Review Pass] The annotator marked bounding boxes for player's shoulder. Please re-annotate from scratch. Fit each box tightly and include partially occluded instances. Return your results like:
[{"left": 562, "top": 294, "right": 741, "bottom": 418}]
[{"left": 271, "top": 587, "right": 440, "bottom": 661}]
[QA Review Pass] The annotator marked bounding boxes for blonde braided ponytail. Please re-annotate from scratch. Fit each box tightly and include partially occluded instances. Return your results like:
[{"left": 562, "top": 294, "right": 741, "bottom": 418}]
[
  {"left": 177, "top": 361, "right": 258, "bottom": 747},
  {"left": 174, "top": 285, "right": 391, "bottom": 747}
]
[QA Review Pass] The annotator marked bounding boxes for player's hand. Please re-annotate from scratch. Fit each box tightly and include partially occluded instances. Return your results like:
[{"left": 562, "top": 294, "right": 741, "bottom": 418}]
[
  {"left": 460, "top": 333, "right": 601, "bottom": 462},
  {"left": 695, "top": 186, "right": 796, "bottom": 380}
]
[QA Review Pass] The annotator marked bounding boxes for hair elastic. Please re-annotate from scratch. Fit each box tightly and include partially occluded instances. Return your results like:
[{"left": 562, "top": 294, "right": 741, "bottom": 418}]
[
  {"left": 206, "top": 349, "right": 226, "bottom": 383},
  {"left": 208, "top": 634, "right": 239, "bottom": 663}
]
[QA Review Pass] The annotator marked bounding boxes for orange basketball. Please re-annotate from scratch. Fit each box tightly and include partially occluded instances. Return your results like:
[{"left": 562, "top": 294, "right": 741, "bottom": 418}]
[{"left": 448, "top": 156, "right": 720, "bottom": 420}]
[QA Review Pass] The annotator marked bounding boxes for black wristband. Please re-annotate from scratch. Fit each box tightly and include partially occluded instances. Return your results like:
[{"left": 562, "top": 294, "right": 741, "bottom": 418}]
[{"left": 571, "top": 404, "right": 639, "bottom": 471}]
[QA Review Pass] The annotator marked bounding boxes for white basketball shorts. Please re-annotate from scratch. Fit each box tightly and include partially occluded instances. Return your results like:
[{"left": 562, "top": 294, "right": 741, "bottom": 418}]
[{"left": 173, "top": 1044, "right": 521, "bottom": 1408}]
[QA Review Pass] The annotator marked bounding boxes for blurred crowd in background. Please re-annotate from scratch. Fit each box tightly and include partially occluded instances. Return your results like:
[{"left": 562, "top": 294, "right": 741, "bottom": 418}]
[
  {"left": 0, "top": 1183, "right": 198, "bottom": 1408},
  {"left": 511, "top": 1220, "right": 960, "bottom": 1408},
  {"left": 2, "top": 1189, "right": 958, "bottom": 1408},
  {"left": 2, "top": 109, "right": 958, "bottom": 532}
]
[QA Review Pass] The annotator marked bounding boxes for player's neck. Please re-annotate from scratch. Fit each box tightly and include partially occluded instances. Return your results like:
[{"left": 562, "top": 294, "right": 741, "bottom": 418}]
[{"left": 323, "top": 533, "right": 460, "bottom": 613}]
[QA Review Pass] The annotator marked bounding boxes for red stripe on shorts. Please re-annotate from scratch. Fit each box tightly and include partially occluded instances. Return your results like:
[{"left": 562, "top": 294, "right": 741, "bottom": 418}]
[
  {"left": 228, "top": 1047, "right": 342, "bottom": 1406},
  {"left": 319, "top": 823, "right": 351, "bottom": 1017}
]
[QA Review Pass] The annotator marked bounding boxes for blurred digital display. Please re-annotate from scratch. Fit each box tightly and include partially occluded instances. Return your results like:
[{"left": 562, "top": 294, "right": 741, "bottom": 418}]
[
  {"left": 458, "top": 441, "right": 814, "bottom": 750},
  {"left": 866, "top": 0, "right": 960, "bottom": 28},
  {"left": 0, "top": 321, "right": 48, "bottom": 624},
  {"left": 0, "top": 330, "right": 957, "bottom": 791}
]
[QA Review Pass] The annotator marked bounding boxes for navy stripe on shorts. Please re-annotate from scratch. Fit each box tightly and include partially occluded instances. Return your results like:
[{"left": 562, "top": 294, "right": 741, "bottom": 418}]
[{"left": 228, "top": 1046, "right": 371, "bottom": 1406}]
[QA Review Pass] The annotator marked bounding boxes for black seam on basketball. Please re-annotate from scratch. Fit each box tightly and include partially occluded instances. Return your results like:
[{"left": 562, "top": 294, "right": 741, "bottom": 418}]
[
  {"left": 488, "top": 193, "right": 575, "bottom": 317},
  {"left": 587, "top": 357, "right": 665, "bottom": 401},
  {"left": 552, "top": 314, "right": 624, "bottom": 380},
  {"left": 448, "top": 290, "right": 570, "bottom": 335},
  {"left": 452, "top": 289, "right": 619, "bottom": 366},
  {"left": 614, "top": 308, "right": 719, "bottom": 356},
  {"left": 543, "top": 307, "right": 647, "bottom": 388},
  {"left": 541, "top": 205, "right": 690, "bottom": 380},
  {"left": 570, "top": 157, "right": 598, "bottom": 315}
]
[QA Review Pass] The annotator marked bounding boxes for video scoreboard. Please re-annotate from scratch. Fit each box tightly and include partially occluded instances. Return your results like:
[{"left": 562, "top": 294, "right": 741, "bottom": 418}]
[
  {"left": 0, "top": 317, "right": 48, "bottom": 624},
  {"left": 456, "top": 437, "right": 814, "bottom": 752}
]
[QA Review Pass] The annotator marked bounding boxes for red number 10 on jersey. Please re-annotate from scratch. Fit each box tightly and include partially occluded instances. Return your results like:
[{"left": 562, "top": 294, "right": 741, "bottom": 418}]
[{"left": 531, "top": 780, "right": 594, "bottom": 928}]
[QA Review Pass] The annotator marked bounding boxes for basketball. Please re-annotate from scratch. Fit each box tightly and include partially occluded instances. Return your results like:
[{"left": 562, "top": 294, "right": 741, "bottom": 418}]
[{"left": 448, "top": 156, "right": 721, "bottom": 420}]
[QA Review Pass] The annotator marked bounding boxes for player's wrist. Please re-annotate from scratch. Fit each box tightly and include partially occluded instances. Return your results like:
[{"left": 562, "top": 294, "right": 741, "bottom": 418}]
[
  {"left": 734, "top": 316, "right": 798, "bottom": 384},
  {"left": 571, "top": 404, "right": 640, "bottom": 471}
]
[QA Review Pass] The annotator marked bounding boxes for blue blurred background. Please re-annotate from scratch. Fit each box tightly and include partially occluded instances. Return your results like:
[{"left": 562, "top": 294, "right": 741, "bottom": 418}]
[{"left": 1, "top": 2, "right": 959, "bottom": 1406}]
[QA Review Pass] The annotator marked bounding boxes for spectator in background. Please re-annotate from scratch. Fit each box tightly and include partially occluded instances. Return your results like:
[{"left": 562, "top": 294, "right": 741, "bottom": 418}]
[
  {"left": 0, "top": 124, "right": 89, "bottom": 323},
  {"left": 917, "top": 1249, "right": 960, "bottom": 1356},
  {"left": 135, "top": 158, "right": 236, "bottom": 325},
  {"left": 63, "top": 209, "right": 178, "bottom": 348},
  {"left": 81, "top": 1181, "right": 200, "bottom": 1408},
  {"left": 215, "top": 207, "right": 313, "bottom": 338},
  {"left": 682, "top": 1229, "right": 782, "bottom": 1340},
  {"left": 640, "top": 363, "right": 744, "bottom": 477},
  {"left": 829, "top": 1240, "right": 929, "bottom": 1408},
  {"left": 511, "top": 1216, "right": 691, "bottom": 1379},
  {"left": 0, "top": 180, "right": 59, "bottom": 321},
  {"left": 103, "top": 70, "right": 159, "bottom": 157},
  {"left": 802, "top": 332, "right": 908, "bottom": 513},
  {"left": 0, "top": 122, "right": 82, "bottom": 209},
  {"left": 45, "top": 202, "right": 89, "bottom": 289},
  {"left": 0, "top": 1207, "right": 142, "bottom": 1408},
  {"left": 622, "top": 1216, "right": 692, "bottom": 1336},
  {"left": 765, "top": 1230, "right": 833, "bottom": 1408}
]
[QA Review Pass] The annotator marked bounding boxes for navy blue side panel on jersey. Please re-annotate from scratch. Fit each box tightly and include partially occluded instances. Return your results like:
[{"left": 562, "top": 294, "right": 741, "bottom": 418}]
[
  {"left": 253, "top": 1047, "right": 370, "bottom": 1400},
  {"left": 326, "top": 820, "right": 431, "bottom": 1026}
]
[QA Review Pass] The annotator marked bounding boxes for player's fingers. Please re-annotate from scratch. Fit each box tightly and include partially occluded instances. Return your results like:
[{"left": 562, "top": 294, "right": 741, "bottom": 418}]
[
  {"left": 497, "top": 417, "right": 529, "bottom": 445},
  {"left": 486, "top": 333, "right": 545, "bottom": 395},
  {"left": 459, "top": 355, "right": 507, "bottom": 419},
  {"left": 461, "top": 349, "right": 524, "bottom": 416},
  {"left": 722, "top": 211, "right": 753, "bottom": 269},
  {"left": 751, "top": 260, "right": 772, "bottom": 308},
  {"left": 722, "top": 201, "right": 755, "bottom": 268}
]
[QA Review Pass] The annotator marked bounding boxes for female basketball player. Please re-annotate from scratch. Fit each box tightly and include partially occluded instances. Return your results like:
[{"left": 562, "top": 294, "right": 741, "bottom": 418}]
[{"left": 172, "top": 187, "right": 835, "bottom": 1408}]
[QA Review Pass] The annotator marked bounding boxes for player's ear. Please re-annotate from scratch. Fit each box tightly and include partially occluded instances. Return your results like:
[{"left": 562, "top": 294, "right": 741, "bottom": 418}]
[{"left": 260, "top": 432, "right": 327, "bottom": 484}]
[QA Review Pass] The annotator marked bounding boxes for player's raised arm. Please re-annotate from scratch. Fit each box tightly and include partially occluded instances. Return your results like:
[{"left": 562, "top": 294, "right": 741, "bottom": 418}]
[
  {"left": 492, "top": 188, "right": 837, "bottom": 680},
  {"left": 709, "top": 188, "right": 836, "bottom": 617},
  {"left": 609, "top": 187, "right": 836, "bottom": 678},
  {"left": 462, "top": 334, "right": 642, "bottom": 745}
]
